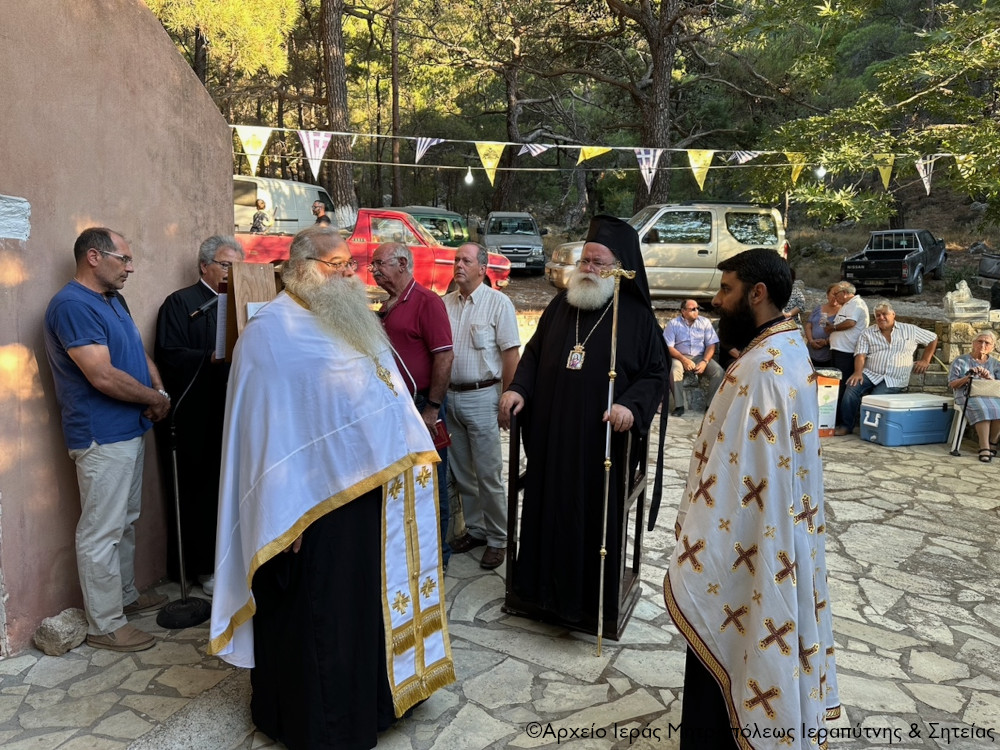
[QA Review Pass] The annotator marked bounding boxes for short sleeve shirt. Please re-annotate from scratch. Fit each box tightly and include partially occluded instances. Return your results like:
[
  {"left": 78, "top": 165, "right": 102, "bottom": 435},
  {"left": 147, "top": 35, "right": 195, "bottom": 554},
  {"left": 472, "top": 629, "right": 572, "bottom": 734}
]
[
  {"left": 381, "top": 278, "right": 453, "bottom": 394},
  {"left": 44, "top": 281, "right": 152, "bottom": 449},
  {"left": 663, "top": 315, "right": 719, "bottom": 359},
  {"left": 444, "top": 283, "right": 520, "bottom": 383},
  {"left": 855, "top": 321, "right": 937, "bottom": 388}
]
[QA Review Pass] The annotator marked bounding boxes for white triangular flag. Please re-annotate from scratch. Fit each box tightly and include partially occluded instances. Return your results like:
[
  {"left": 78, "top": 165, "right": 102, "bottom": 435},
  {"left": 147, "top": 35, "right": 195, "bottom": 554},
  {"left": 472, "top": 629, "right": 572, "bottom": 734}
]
[{"left": 298, "top": 130, "right": 333, "bottom": 179}]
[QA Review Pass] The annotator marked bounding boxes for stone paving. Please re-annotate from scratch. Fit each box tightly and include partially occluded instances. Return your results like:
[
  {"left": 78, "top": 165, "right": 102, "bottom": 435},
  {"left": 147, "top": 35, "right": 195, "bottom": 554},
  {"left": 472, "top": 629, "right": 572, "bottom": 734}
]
[{"left": 1, "top": 412, "right": 998, "bottom": 749}]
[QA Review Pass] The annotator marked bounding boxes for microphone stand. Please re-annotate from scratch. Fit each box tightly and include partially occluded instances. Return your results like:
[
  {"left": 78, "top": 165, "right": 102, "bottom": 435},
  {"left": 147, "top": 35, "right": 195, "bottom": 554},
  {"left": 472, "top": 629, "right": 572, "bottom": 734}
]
[{"left": 157, "top": 339, "right": 214, "bottom": 629}]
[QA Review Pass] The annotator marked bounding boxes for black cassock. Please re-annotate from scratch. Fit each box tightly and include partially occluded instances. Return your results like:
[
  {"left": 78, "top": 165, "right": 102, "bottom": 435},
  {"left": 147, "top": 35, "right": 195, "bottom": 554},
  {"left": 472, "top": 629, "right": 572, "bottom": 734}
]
[
  {"left": 154, "top": 281, "right": 228, "bottom": 580},
  {"left": 507, "top": 291, "right": 666, "bottom": 625}
]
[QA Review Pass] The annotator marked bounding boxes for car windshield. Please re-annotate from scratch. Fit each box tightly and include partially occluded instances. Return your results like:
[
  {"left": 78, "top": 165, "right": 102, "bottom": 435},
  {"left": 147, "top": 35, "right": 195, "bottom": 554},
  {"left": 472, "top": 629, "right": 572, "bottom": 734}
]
[{"left": 489, "top": 218, "right": 536, "bottom": 235}]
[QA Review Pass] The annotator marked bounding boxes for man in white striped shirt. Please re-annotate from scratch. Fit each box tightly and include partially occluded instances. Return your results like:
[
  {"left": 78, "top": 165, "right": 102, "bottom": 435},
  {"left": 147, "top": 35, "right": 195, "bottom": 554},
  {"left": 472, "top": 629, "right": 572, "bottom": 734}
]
[{"left": 834, "top": 300, "right": 938, "bottom": 435}]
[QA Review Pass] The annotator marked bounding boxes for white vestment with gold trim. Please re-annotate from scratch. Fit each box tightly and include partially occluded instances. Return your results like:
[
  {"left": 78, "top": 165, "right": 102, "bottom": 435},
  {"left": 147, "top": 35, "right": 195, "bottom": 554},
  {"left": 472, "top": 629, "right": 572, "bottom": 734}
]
[
  {"left": 208, "top": 292, "right": 454, "bottom": 715},
  {"left": 665, "top": 320, "right": 840, "bottom": 748}
]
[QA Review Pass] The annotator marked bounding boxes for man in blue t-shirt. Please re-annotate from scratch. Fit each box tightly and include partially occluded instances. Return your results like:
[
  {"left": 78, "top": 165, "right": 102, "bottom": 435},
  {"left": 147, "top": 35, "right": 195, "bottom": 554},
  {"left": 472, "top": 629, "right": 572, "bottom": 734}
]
[{"left": 44, "top": 227, "right": 171, "bottom": 652}]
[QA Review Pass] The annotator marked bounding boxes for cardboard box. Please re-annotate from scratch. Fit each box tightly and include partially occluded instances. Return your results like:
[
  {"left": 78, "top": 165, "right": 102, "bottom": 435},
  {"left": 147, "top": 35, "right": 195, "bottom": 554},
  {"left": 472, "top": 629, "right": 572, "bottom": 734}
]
[{"left": 860, "top": 393, "right": 954, "bottom": 446}]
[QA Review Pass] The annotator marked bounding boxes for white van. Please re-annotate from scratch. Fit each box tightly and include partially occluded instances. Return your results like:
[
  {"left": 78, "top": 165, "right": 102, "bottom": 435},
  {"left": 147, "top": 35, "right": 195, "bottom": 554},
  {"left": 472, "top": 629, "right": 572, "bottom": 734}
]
[{"left": 233, "top": 176, "right": 335, "bottom": 234}]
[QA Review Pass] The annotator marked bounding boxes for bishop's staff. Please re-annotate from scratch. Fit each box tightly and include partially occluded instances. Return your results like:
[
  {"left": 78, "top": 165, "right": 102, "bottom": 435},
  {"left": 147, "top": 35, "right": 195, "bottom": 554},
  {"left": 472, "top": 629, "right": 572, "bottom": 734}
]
[{"left": 596, "top": 262, "right": 635, "bottom": 656}]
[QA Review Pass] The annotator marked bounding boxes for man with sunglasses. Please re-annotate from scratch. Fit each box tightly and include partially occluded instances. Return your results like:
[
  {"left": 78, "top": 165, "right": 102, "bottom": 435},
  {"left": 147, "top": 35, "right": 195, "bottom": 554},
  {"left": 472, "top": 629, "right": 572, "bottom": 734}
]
[
  {"left": 44, "top": 227, "right": 171, "bottom": 652},
  {"left": 154, "top": 235, "right": 244, "bottom": 596},
  {"left": 663, "top": 300, "right": 725, "bottom": 416}
]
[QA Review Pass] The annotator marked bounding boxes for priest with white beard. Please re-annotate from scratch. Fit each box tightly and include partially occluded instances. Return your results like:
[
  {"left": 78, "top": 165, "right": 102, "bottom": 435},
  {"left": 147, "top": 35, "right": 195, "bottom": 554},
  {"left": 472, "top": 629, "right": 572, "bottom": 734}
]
[
  {"left": 209, "top": 225, "right": 454, "bottom": 750},
  {"left": 499, "top": 216, "right": 666, "bottom": 633}
]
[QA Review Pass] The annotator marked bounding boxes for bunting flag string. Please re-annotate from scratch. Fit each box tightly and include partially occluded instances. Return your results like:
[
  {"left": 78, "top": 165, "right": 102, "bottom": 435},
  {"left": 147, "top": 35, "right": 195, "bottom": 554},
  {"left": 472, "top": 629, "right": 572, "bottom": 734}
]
[
  {"left": 635, "top": 148, "right": 664, "bottom": 192},
  {"left": 475, "top": 142, "right": 506, "bottom": 185},
  {"left": 687, "top": 150, "right": 715, "bottom": 191},
  {"left": 298, "top": 129, "right": 333, "bottom": 179},
  {"left": 518, "top": 143, "right": 553, "bottom": 157},
  {"left": 234, "top": 125, "right": 275, "bottom": 175},
  {"left": 415, "top": 137, "right": 445, "bottom": 164},
  {"left": 230, "top": 126, "right": 979, "bottom": 192},
  {"left": 915, "top": 155, "right": 938, "bottom": 195},
  {"left": 875, "top": 154, "right": 895, "bottom": 190}
]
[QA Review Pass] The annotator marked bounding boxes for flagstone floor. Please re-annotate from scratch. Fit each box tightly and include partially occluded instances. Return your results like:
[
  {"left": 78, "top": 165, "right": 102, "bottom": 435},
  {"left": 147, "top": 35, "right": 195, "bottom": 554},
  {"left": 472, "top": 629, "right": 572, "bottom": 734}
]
[{"left": 1, "top": 413, "right": 998, "bottom": 749}]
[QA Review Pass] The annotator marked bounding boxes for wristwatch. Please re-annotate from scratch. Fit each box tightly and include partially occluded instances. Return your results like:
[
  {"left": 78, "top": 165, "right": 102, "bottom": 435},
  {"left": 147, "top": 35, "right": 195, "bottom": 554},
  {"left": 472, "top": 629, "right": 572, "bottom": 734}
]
[{"left": 157, "top": 389, "right": 171, "bottom": 401}]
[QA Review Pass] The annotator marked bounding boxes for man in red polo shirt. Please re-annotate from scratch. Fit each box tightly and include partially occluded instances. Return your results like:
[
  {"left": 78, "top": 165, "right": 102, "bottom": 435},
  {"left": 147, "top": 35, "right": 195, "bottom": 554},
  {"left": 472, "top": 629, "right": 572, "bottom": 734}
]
[{"left": 372, "top": 242, "right": 455, "bottom": 565}]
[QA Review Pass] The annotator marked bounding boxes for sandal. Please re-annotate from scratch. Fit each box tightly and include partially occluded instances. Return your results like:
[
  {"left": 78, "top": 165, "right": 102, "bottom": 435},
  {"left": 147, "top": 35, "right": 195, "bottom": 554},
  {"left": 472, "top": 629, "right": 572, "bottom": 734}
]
[{"left": 979, "top": 449, "right": 993, "bottom": 463}]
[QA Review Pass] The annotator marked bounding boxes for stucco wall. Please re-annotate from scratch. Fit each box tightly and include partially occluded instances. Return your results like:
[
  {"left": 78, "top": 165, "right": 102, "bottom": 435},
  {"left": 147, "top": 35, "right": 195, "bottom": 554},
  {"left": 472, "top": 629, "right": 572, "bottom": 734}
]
[{"left": 0, "top": 1, "right": 231, "bottom": 652}]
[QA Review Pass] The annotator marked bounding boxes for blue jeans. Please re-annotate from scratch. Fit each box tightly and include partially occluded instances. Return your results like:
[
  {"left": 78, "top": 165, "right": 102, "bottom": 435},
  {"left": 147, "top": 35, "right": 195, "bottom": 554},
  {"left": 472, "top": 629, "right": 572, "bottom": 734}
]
[
  {"left": 839, "top": 374, "right": 903, "bottom": 431},
  {"left": 414, "top": 393, "right": 451, "bottom": 565}
]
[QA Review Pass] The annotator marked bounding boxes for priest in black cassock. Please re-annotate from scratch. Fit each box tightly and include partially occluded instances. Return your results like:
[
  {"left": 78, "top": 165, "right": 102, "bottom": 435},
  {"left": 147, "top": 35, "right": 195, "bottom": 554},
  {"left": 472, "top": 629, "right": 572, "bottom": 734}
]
[
  {"left": 499, "top": 216, "right": 667, "bottom": 631},
  {"left": 154, "top": 235, "right": 244, "bottom": 593}
]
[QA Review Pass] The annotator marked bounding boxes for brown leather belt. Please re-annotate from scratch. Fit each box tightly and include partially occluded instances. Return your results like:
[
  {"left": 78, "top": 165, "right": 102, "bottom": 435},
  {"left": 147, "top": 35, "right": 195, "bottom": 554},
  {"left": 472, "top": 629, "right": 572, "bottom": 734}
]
[{"left": 449, "top": 377, "right": 500, "bottom": 392}]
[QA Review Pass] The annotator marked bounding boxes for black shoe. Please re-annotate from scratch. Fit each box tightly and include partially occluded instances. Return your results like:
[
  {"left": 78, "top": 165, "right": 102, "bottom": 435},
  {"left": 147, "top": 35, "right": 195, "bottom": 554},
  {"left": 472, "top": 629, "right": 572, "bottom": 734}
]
[
  {"left": 450, "top": 533, "right": 487, "bottom": 553},
  {"left": 672, "top": 406, "right": 685, "bottom": 417}
]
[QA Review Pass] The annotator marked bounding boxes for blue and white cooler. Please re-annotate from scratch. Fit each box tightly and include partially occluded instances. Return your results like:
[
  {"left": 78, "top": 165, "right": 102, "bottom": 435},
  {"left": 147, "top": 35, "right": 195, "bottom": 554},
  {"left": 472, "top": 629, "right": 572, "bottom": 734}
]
[{"left": 860, "top": 393, "right": 954, "bottom": 446}]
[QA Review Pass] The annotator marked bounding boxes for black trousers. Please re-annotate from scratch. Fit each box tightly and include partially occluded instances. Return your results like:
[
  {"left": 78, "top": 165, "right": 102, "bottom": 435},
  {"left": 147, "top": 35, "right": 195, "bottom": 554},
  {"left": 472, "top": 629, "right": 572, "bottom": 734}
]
[{"left": 680, "top": 648, "right": 739, "bottom": 750}]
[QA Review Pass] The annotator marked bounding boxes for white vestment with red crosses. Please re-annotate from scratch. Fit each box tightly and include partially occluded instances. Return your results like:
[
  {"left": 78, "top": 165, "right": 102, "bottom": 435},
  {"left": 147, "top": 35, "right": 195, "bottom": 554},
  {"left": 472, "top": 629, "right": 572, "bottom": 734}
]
[{"left": 665, "top": 319, "right": 840, "bottom": 749}]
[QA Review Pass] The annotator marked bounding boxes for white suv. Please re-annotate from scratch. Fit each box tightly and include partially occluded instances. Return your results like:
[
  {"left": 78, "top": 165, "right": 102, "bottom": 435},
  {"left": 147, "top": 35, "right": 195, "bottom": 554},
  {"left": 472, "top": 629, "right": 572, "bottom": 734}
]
[{"left": 545, "top": 203, "right": 788, "bottom": 300}]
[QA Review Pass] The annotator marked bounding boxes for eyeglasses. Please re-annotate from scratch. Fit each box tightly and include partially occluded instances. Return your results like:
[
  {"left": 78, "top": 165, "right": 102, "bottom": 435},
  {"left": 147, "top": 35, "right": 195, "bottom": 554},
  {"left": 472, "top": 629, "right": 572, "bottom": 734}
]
[
  {"left": 575, "top": 259, "right": 616, "bottom": 271},
  {"left": 368, "top": 257, "right": 402, "bottom": 271},
  {"left": 682, "top": 306, "right": 699, "bottom": 312},
  {"left": 211, "top": 260, "right": 233, "bottom": 270},
  {"left": 100, "top": 250, "right": 134, "bottom": 266},
  {"left": 307, "top": 256, "right": 358, "bottom": 271}
]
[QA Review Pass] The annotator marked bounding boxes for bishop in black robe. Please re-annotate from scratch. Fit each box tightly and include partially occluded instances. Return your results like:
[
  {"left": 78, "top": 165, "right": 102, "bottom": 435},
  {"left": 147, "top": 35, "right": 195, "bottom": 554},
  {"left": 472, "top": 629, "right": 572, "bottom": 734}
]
[{"left": 502, "top": 216, "right": 667, "bottom": 629}]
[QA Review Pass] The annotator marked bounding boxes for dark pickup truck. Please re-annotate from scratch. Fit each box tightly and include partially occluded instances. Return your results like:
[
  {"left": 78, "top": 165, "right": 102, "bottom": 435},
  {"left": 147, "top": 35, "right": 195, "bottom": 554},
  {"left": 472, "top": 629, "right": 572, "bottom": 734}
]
[{"left": 840, "top": 229, "right": 946, "bottom": 295}]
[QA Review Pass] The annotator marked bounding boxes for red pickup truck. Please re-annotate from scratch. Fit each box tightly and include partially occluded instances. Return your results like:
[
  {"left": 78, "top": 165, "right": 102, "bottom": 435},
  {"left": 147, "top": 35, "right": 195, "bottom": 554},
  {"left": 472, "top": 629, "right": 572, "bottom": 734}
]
[{"left": 237, "top": 207, "right": 511, "bottom": 295}]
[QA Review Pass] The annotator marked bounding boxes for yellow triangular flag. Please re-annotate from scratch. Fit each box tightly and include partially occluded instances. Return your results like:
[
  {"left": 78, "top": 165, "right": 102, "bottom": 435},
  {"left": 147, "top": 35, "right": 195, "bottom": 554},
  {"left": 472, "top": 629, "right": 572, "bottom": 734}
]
[
  {"left": 953, "top": 154, "right": 975, "bottom": 180},
  {"left": 234, "top": 125, "right": 274, "bottom": 176},
  {"left": 475, "top": 142, "right": 505, "bottom": 186},
  {"left": 576, "top": 146, "right": 611, "bottom": 165},
  {"left": 785, "top": 152, "right": 805, "bottom": 184},
  {"left": 875, "top": 154, "right": 894, "bottom": 190},
  {"left": 686, "top": 150, "right": 715, "bottom": 191}
]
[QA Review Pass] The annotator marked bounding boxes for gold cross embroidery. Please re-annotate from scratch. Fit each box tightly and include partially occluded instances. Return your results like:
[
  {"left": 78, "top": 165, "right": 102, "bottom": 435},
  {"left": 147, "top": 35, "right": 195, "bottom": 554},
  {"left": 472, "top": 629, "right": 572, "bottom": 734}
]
[
  {"left": 693, "top": 441, "right": 710, "bottom": 475},
  {"left": 760, "top": 359, "right": 784, "bottom": 375},
  {"left": 764, "top": 525, "right": 776, "bottom": 539},
  {"left": 793, "top": 494, "right": 819, "bottom": 532},
  {"left": 723, "top": 372, "right": 739, "bottom": 390},
  {"left": 729, "top": 451, "right": 739, "bottom": 464},
  {"left": 760, "top": 617, "right": 795, "bottom": 655},
  {"left": 707, "top": 583, "right": 720, "bottom": 595},
  {"left": 387, "top": 477, "right": 404, "bottom": 500},
  {"left": 678, "top": 536, "right": 706, "bottom": 572},
  {"left": 420, "top": 576, "right": 437, "bottom": 598},
  {"left": 722, "top": 604, "right": 749, "bottom": 634},
  {"left": 788, "top": 387, "right": 798, "bottom": 400},
  {"left": 789, "top": 414, "right": 813, "bottom": 452},
  {"left": 391, "top": 590, "right": 411, "bottom": 615},
  {"left": 799, "top": 637, "right": 819, "bottom": 674},
  {"left": 717, "top": 430, "right": 726, "bottom": 442},
  {"left": 777, "top": 455, "right": 791, "bottom": 469},
  {"left": 796, "top": 466, "right": 809, "bottom": 480},
  {"left": 749, "top": 407, "right": 779, "bottom": 443},
  {"left": 775, "top": 551, "right": 797, "bottom": 585},
  {"left": 741, "top": 475, "right": 767, "bottom": 511},
  {"left": 733, "top": 542, "right": 759, "bottom": 574},
  {"left": 745, "top": 679, "right": 780, "bottom": 719},
  {"left": 693, "top": 475, "right": 717, "bottom": 507},
  {"left": 718, "top": 518, "right": 731, "bottom": 532},
  {"left": 415, "top": 466, "right": 432, "bottom": 488},
  {"left": 814, "top": 590, "right": 828, "bottom": 623},
  {"left": 738, "top": 384, "right": 749, "bottom": 397},
  {"left": 752, "top": 590, "right": 762, "bottom": 605}
]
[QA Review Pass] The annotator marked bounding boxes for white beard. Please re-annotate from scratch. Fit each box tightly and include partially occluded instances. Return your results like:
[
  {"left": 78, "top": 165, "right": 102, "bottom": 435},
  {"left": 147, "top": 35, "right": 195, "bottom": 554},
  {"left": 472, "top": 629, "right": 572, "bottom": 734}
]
[
  {"left": 566, "top": 268, "right": 615, "bottom": 310},
  {"left": 287, "top": 269, "right": 389, "bottom": 361}
]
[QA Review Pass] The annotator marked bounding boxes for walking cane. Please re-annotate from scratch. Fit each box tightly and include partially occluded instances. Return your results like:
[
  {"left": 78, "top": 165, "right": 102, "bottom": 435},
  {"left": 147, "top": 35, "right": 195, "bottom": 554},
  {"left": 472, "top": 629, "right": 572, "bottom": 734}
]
[
  {"left": 949, "top": 378, "right": 973, "bottom": 456},
  {"left": 596, "top": 264, "right": 635, "bottom": 656}
]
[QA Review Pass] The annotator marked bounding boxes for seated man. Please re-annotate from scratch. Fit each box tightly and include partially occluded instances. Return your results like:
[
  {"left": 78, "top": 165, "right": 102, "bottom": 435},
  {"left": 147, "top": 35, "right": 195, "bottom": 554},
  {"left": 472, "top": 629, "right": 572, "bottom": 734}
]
[
  {"left": 662, "top": 300, "right": 724, "bottom": 415},
  {"left": 835, "top": 301, "right": 938, "bottom": 435}
]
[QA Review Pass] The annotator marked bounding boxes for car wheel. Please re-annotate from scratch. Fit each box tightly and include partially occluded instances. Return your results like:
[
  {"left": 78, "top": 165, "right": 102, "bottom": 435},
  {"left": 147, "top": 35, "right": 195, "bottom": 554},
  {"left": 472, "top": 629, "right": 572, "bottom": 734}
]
[
  {"left": 907, "top": 271, "right": 924, "bottom": 295},
  {"left": 931, "top": 259, "right": 945, "bottom": 280}
]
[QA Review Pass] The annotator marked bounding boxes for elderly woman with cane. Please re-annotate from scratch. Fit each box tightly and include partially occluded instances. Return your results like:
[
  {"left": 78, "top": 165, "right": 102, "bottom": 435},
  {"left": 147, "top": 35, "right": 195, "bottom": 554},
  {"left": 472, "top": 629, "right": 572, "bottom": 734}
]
[{"left": 949, "top": 330, "right": 1000, "bottom": 463}]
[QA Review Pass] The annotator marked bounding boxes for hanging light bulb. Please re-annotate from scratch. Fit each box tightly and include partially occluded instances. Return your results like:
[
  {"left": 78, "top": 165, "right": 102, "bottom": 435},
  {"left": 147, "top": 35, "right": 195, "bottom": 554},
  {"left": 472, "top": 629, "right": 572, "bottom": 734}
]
[
  {"left": 815, "top": 166, "right": 827, "bottom": 179},
  {"left": 464, "top": 166, "right": 474, "bottom": 185}
]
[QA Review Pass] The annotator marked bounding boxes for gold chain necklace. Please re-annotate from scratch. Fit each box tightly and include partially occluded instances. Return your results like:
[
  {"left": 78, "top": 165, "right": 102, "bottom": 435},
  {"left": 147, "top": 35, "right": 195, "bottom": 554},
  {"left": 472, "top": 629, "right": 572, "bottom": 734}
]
[
  {"left": 567, "top": 301, "right": 613, "bottom": 370},
  {"left": 286, "top": 290, "right": 396, "bottom": 395}
]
